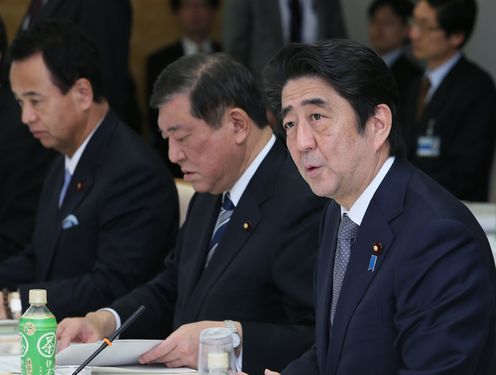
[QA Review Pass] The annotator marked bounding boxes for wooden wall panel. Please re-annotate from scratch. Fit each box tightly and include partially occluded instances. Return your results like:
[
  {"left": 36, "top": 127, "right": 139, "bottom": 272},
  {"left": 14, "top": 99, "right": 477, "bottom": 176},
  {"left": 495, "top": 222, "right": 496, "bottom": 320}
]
[{"left": 0, "top": 0, "right": 224, "bottom": 133}]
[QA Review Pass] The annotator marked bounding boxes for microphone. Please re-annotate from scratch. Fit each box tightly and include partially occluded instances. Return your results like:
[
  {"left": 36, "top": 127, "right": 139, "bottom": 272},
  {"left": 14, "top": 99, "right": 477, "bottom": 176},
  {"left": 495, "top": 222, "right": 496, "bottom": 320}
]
[{"left": 71, "top": 305, "right": 146, "bottom": 375}]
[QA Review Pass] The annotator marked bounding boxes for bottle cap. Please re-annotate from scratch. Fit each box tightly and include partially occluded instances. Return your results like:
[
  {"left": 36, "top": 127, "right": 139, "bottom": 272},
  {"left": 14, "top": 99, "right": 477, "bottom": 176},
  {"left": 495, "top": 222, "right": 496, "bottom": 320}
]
[{"left": 29, "top": 289, "right": 47, "bottom": 305}]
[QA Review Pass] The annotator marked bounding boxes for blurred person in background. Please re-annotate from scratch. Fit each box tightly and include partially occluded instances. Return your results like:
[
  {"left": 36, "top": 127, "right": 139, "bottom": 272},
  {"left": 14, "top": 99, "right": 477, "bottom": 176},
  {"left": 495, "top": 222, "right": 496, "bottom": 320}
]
[
  {"left": 401, "top": 0, "right": 496, "bottom": 202},
  {"left": 146, "top": 0, "right": 221, "bottom": 177},
  {"left": 368, "top": 0, "right": 422, "bottom": 105},
  {"left": 19, "top": 0, "right": 141, "bottom": 132}
]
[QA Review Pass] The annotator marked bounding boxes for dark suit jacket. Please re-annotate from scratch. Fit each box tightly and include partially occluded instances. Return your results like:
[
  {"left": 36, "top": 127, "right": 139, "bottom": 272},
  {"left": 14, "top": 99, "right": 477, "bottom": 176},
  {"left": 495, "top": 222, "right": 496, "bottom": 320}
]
[
  {"left": 283, "top": 159, "right": 496, "bottom": 375},
  {"left": 400, "top": 55, "right": 496, "bottom": 202},
  {"left": 0, "top": 111, "right": 179, "bottom": 320},
  {"left": 390, "top": 53, "right": 422, "bottom": 107},
  {"left": 223, "top": 0, "right": 347, "bottom": 81},
  {"left": 20, "top": 0, "right": 140, "bottom": 129},
  {"left": 145, "top": 40, "right": 222, "bottom": 178},
  {"left": 111, "top": 140, "right": 328, "bottom": 374},
  {"left": 0, "top": 83, "right": 56, "bottom": 260}
]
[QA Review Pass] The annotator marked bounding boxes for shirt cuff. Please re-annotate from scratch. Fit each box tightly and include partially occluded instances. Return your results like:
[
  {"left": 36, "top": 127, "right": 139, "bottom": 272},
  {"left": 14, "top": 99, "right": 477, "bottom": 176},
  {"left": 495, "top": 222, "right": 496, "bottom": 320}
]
[{"left": 98, "top": 307, "right": 121, "bottom": 333}]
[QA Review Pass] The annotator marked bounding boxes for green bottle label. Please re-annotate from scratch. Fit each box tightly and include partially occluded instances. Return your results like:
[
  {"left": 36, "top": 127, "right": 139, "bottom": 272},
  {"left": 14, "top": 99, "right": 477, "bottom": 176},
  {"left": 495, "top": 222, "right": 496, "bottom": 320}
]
[{"left": 19, "top": 316, "right": 57, "bottom": 375}]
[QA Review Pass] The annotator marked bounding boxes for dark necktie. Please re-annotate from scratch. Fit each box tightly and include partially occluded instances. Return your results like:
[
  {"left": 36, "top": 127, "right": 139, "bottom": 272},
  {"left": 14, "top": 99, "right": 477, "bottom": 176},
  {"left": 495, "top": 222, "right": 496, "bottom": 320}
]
[
  {"left": 289, "top": 0, "right": 302, "bottom": 43},
  {"left": 205, "top": 193, "right": 235, "bottom": 267},
  {"left": 416, "top": 75, "right": 431, "bottom": 121},
  {"left": 330, "top": 214, "right": 359, "bottom": 324}
]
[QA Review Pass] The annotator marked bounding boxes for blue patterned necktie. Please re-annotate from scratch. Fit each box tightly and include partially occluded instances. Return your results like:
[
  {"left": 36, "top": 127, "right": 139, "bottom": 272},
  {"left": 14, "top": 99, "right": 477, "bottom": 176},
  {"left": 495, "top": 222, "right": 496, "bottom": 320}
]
[
  {"left": 58, "top": 168, "right": 72, "bottom": 208},
  {"left": 205, "top": 193, "right": 235, "bottom": 267},
  {"left": 330, "top": 213, "right": 359, "bottom": 324}
]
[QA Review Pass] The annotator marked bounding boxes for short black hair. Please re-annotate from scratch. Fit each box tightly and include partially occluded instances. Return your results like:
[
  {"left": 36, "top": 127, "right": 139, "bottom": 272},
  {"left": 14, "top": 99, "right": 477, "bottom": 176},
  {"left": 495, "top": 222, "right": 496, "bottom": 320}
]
[
  {"left": 9, "top": 18, "right": 105, "bottom": 102},
  {"left": 368, "top": 0, "right": 414, "bottom": 24},
  {"left": 169, "top": 0, "right": 220, "bottom": 13},
  {"left": 151, "top": 53, "right": 268, "bottom": 129},
  {"left": 263, "top": 39, "right": 405, "bottom": 157},
  {"left": 426, "top": 0, "right": 477, "bottom": 47}
]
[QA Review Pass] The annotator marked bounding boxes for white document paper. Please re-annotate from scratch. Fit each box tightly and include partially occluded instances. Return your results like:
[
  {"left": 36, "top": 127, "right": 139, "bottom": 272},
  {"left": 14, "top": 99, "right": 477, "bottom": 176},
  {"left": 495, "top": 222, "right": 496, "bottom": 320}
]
[
  {"left": 0, "top": 358, "right": 196, "bottom": 375},
  {"left": 91, "top": 365, "right": 197, "bottom": 374},
  {"left": 0, "top": 355, "right": 19, "bottom": 373},
  {"left": 57, "top": 339, "right": 163, "bottom": 366}
]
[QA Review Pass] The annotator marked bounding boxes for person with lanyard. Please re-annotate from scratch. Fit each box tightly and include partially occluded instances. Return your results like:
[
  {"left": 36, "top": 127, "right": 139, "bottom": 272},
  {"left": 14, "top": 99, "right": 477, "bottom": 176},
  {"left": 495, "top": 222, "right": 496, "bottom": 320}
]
[{"left": 401, "top": 0, "right": 496, "bottom": 202}]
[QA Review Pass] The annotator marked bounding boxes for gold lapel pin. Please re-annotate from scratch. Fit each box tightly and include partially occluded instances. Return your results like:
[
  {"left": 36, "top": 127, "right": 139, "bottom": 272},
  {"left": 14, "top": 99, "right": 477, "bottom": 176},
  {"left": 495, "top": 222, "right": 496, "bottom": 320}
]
[
  {"left": 242, "top": 221, "right": 251, "bottom": 231},
  {"left": 76, "top": 181, "right": 85, "bottom": 192},
  {"left": 372, "top": 242, "right": 383, "bottom": 255}
]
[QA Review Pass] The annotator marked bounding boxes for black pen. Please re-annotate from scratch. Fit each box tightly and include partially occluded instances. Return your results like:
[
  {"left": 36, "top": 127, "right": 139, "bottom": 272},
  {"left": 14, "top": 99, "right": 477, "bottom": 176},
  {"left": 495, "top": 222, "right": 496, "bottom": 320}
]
[{"left": 71, "top": 305, "right": 146, "bottom": 375}]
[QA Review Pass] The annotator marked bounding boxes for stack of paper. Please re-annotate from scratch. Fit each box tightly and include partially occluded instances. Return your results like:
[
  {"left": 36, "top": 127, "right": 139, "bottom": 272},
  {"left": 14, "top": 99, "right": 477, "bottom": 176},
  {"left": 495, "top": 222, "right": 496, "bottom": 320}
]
[{"left": 0, "top": 340, "right": 197, "bottom": 374}]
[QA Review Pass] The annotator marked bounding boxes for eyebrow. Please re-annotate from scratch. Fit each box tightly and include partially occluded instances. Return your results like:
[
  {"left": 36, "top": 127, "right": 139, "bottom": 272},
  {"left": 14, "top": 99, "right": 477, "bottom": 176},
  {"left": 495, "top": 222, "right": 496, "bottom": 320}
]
[
  {"left": 159, "top": 123, "right": 187, "bottom": 138},
  {"left": 165, "top": 124, "right": 184, "bottom": 133},
  {"left": 281, "top": 97, "right": 329, "bottom": 118},
  {"left": 18, "top": 91, "right": 43, "bottom": 99}
]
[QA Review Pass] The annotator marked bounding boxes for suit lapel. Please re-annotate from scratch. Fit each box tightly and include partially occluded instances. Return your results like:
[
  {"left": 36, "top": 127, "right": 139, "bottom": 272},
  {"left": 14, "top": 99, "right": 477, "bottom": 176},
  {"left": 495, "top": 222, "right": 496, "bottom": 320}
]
[
  {"left": 182, "top": 140, "right": 283, "bottom": 321},
  {"left": 39, "top": 111, "right": 116, "bottom": 279},
  {"left": 59, "top": 162, "right": 94, "bottom": 215},
  {"left": 37, "top": 157, "right": 65, "bottom": 279},
  {"left": 326, "top": 160, "right": 409, "bottom": 375},
  {"left": 422, "top": 56, "right": 466, "bottom": 124},
  {"left": 178, "top": 194, "right": 221, "bottom": 310},
  {"left": 315, "top": 202, "right": 340, "bottom": 373}
]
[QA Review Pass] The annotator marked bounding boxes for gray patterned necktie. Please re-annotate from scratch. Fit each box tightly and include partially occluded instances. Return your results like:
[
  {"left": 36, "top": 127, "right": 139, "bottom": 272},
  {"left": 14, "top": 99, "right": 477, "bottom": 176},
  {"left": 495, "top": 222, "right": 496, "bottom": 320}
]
[
  {"left": 205, "top": 193, "right": 235, "bottom": 267},
  {"left": 330, "top": 213, "right": 359, "bottom": 324}
]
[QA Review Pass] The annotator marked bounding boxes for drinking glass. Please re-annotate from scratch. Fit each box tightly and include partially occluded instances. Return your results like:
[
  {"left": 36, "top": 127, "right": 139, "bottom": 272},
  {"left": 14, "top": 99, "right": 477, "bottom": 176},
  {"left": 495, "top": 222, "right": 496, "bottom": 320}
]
[{"left": 198, "top": 327, "right": 236, "bottom": 375}]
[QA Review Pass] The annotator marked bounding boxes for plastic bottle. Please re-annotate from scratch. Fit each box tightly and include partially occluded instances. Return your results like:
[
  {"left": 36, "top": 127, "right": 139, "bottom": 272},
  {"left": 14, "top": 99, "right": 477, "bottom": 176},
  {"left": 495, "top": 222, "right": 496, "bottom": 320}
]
[{"left": 19, "top": 289, "right": 57, "bottom": 375}]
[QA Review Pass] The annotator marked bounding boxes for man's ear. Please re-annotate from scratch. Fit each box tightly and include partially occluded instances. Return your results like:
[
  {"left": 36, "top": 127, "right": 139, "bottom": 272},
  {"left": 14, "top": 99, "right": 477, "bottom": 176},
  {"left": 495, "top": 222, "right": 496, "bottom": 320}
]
[
  {"left": 226, "top": 107, "right": 250, "bottom": 144},
  {"left": 72, "top": 78, "right": 94, "bottom": 111},
  {"left": 369, "top": 104, "right": 392, "bottom": 151},
  {"left": 449, "top": 32, "right": 465, "bottom": 50}
]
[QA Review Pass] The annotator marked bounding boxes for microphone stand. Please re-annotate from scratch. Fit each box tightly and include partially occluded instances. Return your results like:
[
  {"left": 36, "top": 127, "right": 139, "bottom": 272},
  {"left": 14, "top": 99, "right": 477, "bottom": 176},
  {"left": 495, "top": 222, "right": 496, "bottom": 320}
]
[{"left": 71, "top": 305, "right": 146, "bottom": 375}]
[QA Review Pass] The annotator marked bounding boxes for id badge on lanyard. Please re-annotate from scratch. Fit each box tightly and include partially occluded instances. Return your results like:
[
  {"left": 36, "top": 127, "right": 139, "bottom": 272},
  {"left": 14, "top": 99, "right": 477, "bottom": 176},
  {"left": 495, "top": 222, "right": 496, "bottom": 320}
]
[{"left": 417, "top": 119, "right": 440, "bottom": 157}]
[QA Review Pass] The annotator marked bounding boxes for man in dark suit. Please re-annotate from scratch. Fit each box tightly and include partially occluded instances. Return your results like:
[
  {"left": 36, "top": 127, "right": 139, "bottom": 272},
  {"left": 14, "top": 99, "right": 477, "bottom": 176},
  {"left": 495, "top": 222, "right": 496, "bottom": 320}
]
[
  {"left": 0, "top": 15, "right": 56, "bottom": 260},
  {"left": 222, "top": 0, "right": 347, "bottom": 83},
  {"left": 57, "top": 53, "right": 327, "bottom": 374},
  {"left": 19, "top": 0, "right": 141, "bottom": 131},
  {"left": 146, "top": 0, "right": 221, "bottom": 177},
  {"left": 262, "top": 39, "right": 496, "bottom": 375},
  {"left": 368, "top": 0, "right": 422, "bottom": 104},
  {"left": 402, "top": 0, "right": 496, "bottom": 202},
  {"left": 0, "top": 20, "right": 179, "bottom": 321}
]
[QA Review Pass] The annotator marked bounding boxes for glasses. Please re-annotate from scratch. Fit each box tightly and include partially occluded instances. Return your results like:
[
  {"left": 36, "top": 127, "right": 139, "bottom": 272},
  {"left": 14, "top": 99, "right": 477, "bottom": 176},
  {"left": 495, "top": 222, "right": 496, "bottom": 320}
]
[{"left": 409, "top": 18, "right": 443, "bottom": 33}]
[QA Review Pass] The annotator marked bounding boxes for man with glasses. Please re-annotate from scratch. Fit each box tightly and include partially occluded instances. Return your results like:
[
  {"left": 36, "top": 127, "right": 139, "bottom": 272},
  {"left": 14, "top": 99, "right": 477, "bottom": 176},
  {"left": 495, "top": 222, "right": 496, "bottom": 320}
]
[{"left": 401, "top": 0, "right": 496, "bottom": 202}]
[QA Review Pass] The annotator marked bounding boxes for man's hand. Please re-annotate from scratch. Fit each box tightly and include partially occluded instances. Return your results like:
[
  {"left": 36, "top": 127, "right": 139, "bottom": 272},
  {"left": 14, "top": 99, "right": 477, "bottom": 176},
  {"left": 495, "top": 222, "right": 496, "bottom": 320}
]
[
  {"left": 56, "top": 310, "right": 117, "bottom": 351},
  {"left": 265, "top": 370, "right": 280, "bottom": 375},
  {"left": 140, "top": 320, "right": 240, "bottom": 369}
]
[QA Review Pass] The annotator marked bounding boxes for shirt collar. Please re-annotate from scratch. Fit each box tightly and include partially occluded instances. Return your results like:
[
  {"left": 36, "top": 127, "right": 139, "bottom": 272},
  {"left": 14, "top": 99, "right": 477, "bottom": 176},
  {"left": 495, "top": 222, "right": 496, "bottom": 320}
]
[
  {"left": 425, "top": 52, "right": 462, "bottom": 101},
  {"left": 181, "top": 37, "right": 214, "bottom": 56},
  {"left": 341, "top": 156, "right": 395, "bottom": 225},
  {"left": 64, "top": 115, "right": 105, "bottom": 175},
  {"left": 224, "top": 135, "right": 276, "bottom": 207}
]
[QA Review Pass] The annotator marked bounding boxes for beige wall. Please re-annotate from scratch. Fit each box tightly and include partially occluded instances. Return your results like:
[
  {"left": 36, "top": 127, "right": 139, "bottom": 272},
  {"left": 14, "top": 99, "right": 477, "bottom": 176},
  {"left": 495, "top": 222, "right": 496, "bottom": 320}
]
[{"left": 0, "top": 0, "right": 224, "bottom": 133}]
